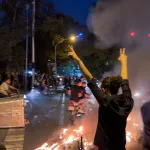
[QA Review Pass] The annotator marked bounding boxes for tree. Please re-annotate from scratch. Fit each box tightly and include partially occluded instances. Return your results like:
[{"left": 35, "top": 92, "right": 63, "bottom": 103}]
[
  {"left": 0, "top": 0, "right": 29, "bottom": 72},
  {"left": 83, "top": 47, "right": 119, "bottom": 79},
  {"left": 0, "top": 0, "right": 119, "bottom": 76},
  {"left": 0, "top": 26, "right": 25, "bottom": 71},
  {"left": 0, "top": 0, "right": 27, "bottom": 25},
  {"left": 58, "top": 60, "right": 81, "bottom": 76}
]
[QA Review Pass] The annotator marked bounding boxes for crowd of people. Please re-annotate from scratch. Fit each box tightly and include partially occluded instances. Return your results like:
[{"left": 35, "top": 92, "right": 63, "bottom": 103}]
[
  {"left": 0, "top": 72, "right": 58, "bottom": 97},
  {"left": 0, "top": 71, "right": 85, "bottom": 97}
]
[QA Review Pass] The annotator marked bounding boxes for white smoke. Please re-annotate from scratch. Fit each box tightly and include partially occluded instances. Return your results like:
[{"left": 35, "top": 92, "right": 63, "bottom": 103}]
[
  {"left": 88, "top": 0, "right": 150, "bottom": 48},
  {"left": 88, "top": 0, "right": 150, "bottom": 92}
]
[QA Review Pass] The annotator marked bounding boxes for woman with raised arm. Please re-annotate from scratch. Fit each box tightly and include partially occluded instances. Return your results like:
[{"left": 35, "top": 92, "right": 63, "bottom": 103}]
[{"left": 68, "top": 46, "right": 134, "bottom": 150}]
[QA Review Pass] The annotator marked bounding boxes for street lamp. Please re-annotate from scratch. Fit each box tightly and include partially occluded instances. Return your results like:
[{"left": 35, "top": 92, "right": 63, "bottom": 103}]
[
  {"left": 69, "top": 35, "right": 76, "bottom": 42},
  {"left": 25, "top": 4, "right": 29, "bottom": 90},
  {"left": 32, "top": 0, "right": 35, "bottom": 88},
  {"left": 54, "top": 35, "right": 76, "bottom": 75}
]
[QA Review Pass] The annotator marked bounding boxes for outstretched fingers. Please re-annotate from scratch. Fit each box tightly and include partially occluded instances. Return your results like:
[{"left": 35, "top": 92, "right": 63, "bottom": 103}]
[
  {"left": 68, "top": 45, "right": 74, "bottom": 52},
  {"left": 120, "top": 48, "right": 126, "bottom": 55},
  {"left": 120, "top": 48, "right": 123, "bottom": 55},
  {"left": 123, "top": 48, "right": 126, "bottom": 54}
]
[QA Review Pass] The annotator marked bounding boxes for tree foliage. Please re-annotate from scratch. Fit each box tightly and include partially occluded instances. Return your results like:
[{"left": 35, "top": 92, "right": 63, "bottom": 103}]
[{"left": 0, "top": 0, "right": 118, "bottom": 77}]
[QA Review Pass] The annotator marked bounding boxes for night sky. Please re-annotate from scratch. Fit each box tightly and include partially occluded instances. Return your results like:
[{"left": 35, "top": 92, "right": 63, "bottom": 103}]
[{"left": 51, "top": 0, "right": 97, "bottom": 24}]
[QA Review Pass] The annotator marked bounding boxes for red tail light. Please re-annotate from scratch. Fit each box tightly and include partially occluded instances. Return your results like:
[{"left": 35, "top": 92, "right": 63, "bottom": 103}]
[{"left": 69, "top": 103, "right": 74, "bottom": 106}]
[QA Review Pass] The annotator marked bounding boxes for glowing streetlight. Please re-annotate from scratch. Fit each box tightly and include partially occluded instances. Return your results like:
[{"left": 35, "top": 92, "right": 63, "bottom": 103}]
[
  {"left": 69, "top": 35, "right": 76, "bottom": 42},
  {"left": 54, "top": 33, "right": 83, "bottom": 75}
]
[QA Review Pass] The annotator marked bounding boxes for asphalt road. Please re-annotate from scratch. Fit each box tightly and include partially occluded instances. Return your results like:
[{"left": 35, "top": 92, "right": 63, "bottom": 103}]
[
  {"left": 23, "top": 91, "right": 143, "bottom": 150},
  {"left": 24, "top": 92, "right": 68, "bottom": 150}
]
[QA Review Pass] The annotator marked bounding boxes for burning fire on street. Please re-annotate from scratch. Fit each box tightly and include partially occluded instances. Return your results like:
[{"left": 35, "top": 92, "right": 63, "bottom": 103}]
[
  {"left": 35, "top": 99, "right": 144, "bottom": 150},
  {"left": 126, "top": 112, "right": 143, "bottom": 145},
  {"left": 35, "top": 117, "right": 142, "bottom": 150},
  {"left": 35, "top": 126, "right": 93, "bottom": 150}
]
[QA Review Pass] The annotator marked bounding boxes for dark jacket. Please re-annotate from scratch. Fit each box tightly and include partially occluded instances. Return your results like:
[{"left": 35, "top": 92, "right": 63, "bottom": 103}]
[
  {"left": 70, "top": 85, "right": 82, "bottom": 102},
  {"left": 88, "top": 78, "right": 134, "bottom": 150},
  {"left": 141, "top": 101, "right": 150, "bottom": 148}
]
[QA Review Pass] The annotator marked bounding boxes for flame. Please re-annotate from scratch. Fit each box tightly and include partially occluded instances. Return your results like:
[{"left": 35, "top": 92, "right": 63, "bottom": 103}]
[
  {"left": 73, "top": 126, "right": 84, "bottom": 135},
  {"left": 36, "top": 126, "right": 94, "bottom": 149},
  {"left": 63, "top": 135, "right": 79, "bottom": 145},
  {"left": 133, "top": 123, "right": 139, "bottom": 127},
  {"left": 36, "top": 119, "right": 141, "bottom": 149},
  {"left": 35, "top": 143, "right": 59, "bottom": 150},
  {"left": 49, "top": 143, "right": 59, "bottom": 149},
  {"left": 59, "top": 128, "right": 68, "bottom": 139},
  {"left": 79, "top": 126, "right": 83, "bottom": 132},
  {"left": 126, "top": 131, "right": 132, "bottom": 142},
  {"left": 127, "top": 117, "right": 131, "bottom": 121},
  {"left": 53, "top": 145, "right": 60, "bottom": 150},
  {"left": 63, "top": 128, "right": 68, "bottom": 134},
  {"left": 37, "top": 143, "right": 48, "bottom": 149},
  {"left": 42, "top": 143, "right": 48, "bottom": 148}
]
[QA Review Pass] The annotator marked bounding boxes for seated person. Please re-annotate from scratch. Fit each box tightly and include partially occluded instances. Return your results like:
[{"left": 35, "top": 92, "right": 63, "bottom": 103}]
[{"left": 0, "top": 77, "right": 17, "bottom": 97}]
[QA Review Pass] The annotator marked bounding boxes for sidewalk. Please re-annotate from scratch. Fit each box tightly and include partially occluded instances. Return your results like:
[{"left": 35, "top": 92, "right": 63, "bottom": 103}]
[{"left": 0, "top": 128, "right": 24, "bottom": 150}]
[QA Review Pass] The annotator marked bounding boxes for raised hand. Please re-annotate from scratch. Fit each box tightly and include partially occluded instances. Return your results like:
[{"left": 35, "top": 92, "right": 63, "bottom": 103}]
[
  {"left": 119, "top": 48, "right": 128, "bottom": 79},
  {"left": 67, "top": 45, "right": 93, "bottom": 81},
  {"left": 68, "top": 45, "right": 80, "bottom": 61},
  {"left": 118, "top": 48, "right": 127, "bottom": 64}
]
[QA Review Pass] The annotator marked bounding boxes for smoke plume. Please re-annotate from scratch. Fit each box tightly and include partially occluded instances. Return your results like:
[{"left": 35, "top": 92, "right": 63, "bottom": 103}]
[{"left": 88, "top": 0, "right": 150, "bottom": 92}]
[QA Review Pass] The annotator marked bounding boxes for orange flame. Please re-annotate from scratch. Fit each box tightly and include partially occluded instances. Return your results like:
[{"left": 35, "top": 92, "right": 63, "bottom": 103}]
[
  {"left": 73, "top": 126, "right": 84, "bottom": 135},
  {"left": 35, "top": 142, "right": 59, "bottom": 150},
  {"left": 127, "top": 117, "right": 131, "bottom": 121},
  {"left": 126, "top": 131, "right": 132, "bottom": 142}
]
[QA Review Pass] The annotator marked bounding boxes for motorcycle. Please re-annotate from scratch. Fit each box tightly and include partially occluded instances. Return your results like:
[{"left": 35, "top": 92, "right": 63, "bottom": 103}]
[{"left": 68, "top": 100, "right": 86, "bottom": 125}]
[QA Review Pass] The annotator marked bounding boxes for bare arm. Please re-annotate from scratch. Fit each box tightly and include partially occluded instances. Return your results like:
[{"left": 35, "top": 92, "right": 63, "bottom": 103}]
[
  {"left": 119, "top": 48, "right": 128, "bottom": 79},
  {"left": 68, "top": 46, "right": 128, "bottom": 80},
  {"left": 9, "top": 86, "right": 17, "bottom": 90},
  {"left": 68, "top": 46, "right": 93, "bottom": 81},
  {"left": 76, "top": 59, "right": 93, "bottom": 81},
  {"left": 0, "top": 91, "right": 8, "bottom": 96}
]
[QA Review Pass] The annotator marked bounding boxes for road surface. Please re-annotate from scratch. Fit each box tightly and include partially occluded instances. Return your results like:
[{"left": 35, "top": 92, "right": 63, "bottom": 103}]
[
  {"left": 0, "top": 89, "right": 143, "bottom": 150},
  {"left": 23, "top": 91, "right": 143, "bottom": 150}
]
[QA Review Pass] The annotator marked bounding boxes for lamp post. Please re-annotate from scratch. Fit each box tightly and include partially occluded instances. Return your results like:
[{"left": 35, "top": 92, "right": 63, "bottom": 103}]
[
  {"left": 25, "top": 4, "right": 29, "bottom": 90},
  {"left": 32, "top": 0, "right": 35, "bottom": 88},
  {"left": 54, "top": 35, "right": 76, "bottom": 75}
]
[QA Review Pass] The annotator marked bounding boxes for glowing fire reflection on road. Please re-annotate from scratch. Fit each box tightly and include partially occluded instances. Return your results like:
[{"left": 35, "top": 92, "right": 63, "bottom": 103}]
[{"left": 35, "top": 126, "right": 93, "bottom": 150}]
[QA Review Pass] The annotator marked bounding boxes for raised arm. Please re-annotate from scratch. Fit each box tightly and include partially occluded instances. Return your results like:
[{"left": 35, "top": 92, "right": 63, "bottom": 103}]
[
  {"left": 118, "top": 48, "right": 128, "bottom": 79},
  {"left": 68, "top": 45, "right": 93, "bottom": 81},
  {"left": 10, "top": 86, "right": 17, "bottom": 90},
  {"left": 119, "top": 49, "right": 132, "bottom": 97}
]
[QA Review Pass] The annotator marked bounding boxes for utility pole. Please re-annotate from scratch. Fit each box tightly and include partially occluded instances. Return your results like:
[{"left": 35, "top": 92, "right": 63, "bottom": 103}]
[
  {"left": 32, "top": 0, "right": 35, "bottom": 88},
  {"left": 54, "top": 42, "right": 59, "bottom": 76},
  {"left": 25, "top": 4, "right": 29, "bottom": 90}
]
